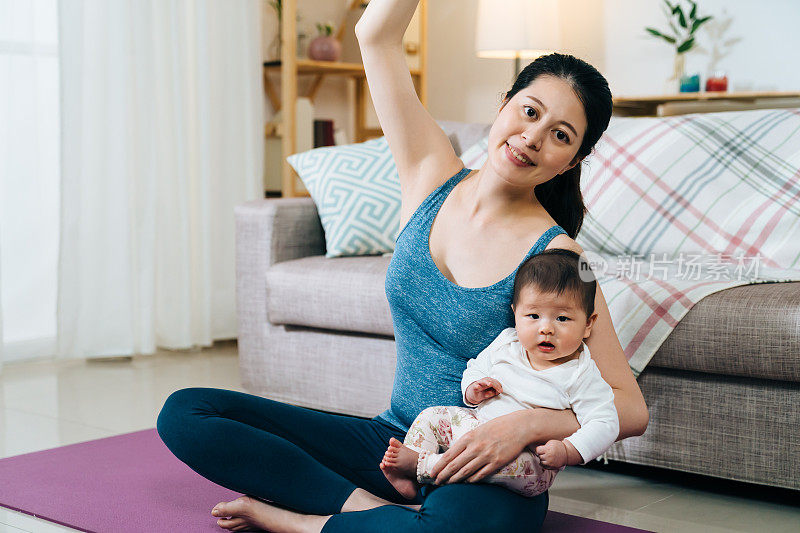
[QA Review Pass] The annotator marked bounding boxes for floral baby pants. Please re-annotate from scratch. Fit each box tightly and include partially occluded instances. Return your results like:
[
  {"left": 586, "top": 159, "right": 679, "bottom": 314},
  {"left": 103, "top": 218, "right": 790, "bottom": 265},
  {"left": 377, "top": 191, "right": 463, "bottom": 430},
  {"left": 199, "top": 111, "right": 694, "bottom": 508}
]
[{"left": 403, "top": 406, "right": 559, "bottom": 498}]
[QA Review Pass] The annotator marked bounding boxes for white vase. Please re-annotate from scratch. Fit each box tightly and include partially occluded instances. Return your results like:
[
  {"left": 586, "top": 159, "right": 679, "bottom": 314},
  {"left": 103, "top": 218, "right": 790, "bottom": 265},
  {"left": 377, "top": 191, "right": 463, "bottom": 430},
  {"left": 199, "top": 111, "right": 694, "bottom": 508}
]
[
  {"left": 663, "top": 53, "right": 686, "bottom": 94},
  {"left": 268, "top": 32, "right": 281, "bottom": 62}
]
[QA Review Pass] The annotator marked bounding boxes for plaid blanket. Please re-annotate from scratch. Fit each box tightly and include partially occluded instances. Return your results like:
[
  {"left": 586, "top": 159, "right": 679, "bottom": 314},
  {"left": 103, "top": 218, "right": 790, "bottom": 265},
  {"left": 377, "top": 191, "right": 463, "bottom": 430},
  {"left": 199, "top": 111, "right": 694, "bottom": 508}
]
[{"left": 460, "top": 108, "right": 800, "bottom": 376}]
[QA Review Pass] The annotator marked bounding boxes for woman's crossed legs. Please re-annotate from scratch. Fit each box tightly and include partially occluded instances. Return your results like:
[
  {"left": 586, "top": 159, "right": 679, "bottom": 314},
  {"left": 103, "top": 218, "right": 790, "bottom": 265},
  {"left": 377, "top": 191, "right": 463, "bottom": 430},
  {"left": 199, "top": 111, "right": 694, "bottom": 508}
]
[{"left": 156, "top": 387, "right": 548, "bottom": 532}]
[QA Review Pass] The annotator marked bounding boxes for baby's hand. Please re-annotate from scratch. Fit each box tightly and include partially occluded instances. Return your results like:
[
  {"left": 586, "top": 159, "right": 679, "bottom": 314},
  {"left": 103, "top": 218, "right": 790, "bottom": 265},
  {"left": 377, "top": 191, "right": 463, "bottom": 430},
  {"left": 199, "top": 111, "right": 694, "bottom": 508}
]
[
  {"left": 465, "top": 377, "right": 503, "bottom": 405},
  {"left": 535, "top": 440, "right": 568, "bottom": 470}
]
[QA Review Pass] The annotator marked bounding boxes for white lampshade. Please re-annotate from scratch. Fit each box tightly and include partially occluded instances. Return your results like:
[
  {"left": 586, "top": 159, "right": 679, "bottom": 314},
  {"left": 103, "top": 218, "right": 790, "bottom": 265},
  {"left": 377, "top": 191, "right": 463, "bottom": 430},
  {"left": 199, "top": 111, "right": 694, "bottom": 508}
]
[{"left": 475, "top": 0, "right": 561, "bottom": 59}]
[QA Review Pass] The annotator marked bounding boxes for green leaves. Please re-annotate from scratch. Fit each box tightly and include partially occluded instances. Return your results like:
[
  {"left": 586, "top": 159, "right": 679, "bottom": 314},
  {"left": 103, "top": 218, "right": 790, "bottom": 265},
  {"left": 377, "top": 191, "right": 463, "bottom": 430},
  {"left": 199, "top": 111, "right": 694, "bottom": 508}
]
[
  {"left": 691, "top": 16, "right": 712, "bottom": 35},
  {"left": 677, "top": 37, "right": 695, "bottom": 53},
  {"left": 269, "top": 0, "right": 282, "bottom": 21},
  {"left": 646, "top": 27, "right": 677, "bottom": 44},
  {"left": 675, "top": 6, "right": 687, "bottom": 28},
  {"left": 646, "top": 0, "right": 712, "bottom": 54},
  {"left": 316, "top": 22, "right": 334, "bottom": 37}
]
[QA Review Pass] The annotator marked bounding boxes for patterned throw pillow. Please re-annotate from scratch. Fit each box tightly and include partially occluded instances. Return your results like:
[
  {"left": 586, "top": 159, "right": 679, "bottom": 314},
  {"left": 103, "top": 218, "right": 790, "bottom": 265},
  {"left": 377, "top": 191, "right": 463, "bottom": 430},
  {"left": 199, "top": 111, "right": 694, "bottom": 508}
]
[{"left": 287, "top": 137, "right": 401, "bottom": 257}]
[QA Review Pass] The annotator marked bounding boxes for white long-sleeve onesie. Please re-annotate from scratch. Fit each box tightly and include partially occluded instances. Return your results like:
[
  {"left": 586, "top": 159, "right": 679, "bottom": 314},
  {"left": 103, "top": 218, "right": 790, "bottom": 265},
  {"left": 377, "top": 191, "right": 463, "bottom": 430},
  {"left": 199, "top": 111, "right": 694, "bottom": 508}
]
[{"left": 460, "top": 327, "right": 619, "bottom": 464}]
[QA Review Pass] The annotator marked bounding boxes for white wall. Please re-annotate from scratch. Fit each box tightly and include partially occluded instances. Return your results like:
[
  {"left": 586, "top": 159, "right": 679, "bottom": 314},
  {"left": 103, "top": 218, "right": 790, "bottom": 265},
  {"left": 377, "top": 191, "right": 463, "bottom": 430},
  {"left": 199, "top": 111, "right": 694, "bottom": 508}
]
[
  {"left": 600, "top": 0, "right": 800, "bottom": 96},
  {"left": 261, "top": 0, "right": 800, "bottom": 135}
]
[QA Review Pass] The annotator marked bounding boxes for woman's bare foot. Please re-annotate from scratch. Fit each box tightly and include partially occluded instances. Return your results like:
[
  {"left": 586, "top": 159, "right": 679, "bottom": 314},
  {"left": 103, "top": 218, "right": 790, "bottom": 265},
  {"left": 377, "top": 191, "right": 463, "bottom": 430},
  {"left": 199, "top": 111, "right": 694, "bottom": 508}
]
[
  {"left": 211, "top": 495, "right": 329, "bottom": 532},
  {"left": 379, "top": 437, "right": 421, "bottom": 500}
]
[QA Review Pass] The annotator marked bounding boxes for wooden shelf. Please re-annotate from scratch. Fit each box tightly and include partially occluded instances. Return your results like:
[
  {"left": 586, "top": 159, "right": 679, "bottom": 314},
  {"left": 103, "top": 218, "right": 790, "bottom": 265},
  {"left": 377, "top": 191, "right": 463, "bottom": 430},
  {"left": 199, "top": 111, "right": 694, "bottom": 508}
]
[
  {"left": 613, "top": 91, "right": 800, "bottom": 116},
  {"left": 264, "top": 59, "right": 421, "bottom": 77},
  {"left": 615, "top": 91, "right": 800, "bottom": 103}
]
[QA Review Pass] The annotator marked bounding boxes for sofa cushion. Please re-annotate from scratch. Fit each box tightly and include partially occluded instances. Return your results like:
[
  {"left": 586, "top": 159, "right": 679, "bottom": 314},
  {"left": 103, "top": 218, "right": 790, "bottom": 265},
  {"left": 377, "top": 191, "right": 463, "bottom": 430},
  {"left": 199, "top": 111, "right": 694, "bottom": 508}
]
[
  {"left": 649, "top": 282, "right": 800, "bottom": 382},
  {"left": 266, "top": 255, "right": 394, "bottom": 336}
]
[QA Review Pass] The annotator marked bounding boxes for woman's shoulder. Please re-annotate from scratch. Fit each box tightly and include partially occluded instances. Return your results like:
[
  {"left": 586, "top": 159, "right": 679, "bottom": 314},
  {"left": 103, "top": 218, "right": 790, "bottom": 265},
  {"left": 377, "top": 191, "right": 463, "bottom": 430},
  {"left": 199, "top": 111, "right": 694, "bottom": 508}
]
[{"left": 544, "top": 232, "right": 583, "bottom": 255}]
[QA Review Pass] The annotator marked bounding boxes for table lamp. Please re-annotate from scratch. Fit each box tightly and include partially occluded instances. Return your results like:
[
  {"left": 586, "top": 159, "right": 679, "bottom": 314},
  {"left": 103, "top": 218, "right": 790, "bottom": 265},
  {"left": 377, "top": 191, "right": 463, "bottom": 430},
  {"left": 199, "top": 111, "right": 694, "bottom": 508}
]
[{"left": 475, "top": 0, "right": 561, "bottom": 77}]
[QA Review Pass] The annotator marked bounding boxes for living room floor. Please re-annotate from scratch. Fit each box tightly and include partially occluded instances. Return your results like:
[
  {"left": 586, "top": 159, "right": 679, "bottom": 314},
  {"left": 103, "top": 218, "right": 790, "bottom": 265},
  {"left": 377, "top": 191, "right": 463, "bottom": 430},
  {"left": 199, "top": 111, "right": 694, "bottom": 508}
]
[{"left": 0, "top": 341, "right": 797, "bottom": 533}]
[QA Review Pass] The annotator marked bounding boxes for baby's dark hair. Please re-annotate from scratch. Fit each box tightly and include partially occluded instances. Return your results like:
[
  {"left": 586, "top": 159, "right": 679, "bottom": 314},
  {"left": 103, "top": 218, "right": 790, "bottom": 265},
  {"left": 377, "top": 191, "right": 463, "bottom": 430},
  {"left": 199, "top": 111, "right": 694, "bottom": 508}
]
[{"left": 512, "top": 249, "right": 596, "bottom": 318}]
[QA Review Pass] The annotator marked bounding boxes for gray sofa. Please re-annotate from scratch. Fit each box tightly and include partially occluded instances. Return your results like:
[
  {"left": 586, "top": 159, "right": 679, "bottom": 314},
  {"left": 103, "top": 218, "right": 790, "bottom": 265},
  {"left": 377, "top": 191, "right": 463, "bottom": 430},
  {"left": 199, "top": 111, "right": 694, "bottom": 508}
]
[{"left": 235, "top": 121, "right": 800, "bottom": 491}]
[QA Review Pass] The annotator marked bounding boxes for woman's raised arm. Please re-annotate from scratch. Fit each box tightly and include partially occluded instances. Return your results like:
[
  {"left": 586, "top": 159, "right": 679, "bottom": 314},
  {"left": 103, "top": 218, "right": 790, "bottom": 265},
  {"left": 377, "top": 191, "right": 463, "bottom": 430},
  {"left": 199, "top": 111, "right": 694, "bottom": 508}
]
[{"left": 355, "top": 0, "right": 463, "bottom": 225}]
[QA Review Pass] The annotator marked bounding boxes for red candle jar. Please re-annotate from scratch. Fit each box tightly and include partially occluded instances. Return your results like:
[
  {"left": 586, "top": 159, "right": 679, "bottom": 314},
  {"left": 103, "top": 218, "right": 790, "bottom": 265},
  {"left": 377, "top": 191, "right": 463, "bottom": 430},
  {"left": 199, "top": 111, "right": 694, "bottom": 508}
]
[{"left": 705, "top": 73, "right": 728, "bottom": 92}]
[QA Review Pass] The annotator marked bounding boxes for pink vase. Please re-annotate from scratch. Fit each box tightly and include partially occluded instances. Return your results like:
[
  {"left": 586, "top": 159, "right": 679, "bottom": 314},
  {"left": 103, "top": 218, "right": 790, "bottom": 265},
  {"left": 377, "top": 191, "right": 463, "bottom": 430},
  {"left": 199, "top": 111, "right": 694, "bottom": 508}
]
[{"left": 308, "top": 36, "right": 341, "bottom": 62}]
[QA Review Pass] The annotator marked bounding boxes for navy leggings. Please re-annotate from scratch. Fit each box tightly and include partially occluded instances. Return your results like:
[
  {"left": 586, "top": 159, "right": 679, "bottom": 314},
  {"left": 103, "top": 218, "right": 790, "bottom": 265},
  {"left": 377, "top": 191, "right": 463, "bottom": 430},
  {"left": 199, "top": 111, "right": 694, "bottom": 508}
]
[{"left": 156, "top": 387, "right": 548, "bottom": 532}]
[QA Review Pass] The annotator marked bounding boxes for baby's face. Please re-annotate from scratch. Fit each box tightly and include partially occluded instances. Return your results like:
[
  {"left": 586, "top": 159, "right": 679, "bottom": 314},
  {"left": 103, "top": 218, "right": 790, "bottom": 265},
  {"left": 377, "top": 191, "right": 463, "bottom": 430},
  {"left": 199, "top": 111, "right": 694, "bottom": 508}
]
[{"left": 512, "top": 285, "right": 596, "bottom": 368}]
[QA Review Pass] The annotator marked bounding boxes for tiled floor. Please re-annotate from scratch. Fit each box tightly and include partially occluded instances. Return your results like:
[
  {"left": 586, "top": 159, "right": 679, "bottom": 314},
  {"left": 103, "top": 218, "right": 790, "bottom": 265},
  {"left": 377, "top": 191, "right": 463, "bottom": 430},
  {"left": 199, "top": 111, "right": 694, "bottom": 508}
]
[{"left": 0, "top": 341, "right": 797, "bottom": 532}]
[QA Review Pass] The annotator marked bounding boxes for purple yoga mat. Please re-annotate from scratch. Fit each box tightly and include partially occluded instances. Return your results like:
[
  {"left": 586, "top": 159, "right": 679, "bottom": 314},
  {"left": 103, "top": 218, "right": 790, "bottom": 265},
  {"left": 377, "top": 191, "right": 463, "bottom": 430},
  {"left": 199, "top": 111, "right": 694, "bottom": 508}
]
[
  {"left": 0, "top": 429, "right": 240, "bottom": 532},
  {"left": 0, "top": 429, "right": 651, "bottom": 532}
]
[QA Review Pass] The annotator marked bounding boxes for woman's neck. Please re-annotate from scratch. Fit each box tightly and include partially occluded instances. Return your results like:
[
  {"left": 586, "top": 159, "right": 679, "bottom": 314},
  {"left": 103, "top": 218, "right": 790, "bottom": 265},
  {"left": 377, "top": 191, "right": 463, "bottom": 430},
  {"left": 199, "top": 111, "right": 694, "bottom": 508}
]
[{"left": 462, "top": 167, "right": 547, "bottom": 223}]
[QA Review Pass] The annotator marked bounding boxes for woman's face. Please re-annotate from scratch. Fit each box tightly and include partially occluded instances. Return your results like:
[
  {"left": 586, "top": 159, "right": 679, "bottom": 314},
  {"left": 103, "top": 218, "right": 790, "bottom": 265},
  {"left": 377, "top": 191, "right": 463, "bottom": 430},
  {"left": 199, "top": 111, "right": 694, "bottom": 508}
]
[{"left": 488, "top": 75, "right": 588, "bottom": 188}]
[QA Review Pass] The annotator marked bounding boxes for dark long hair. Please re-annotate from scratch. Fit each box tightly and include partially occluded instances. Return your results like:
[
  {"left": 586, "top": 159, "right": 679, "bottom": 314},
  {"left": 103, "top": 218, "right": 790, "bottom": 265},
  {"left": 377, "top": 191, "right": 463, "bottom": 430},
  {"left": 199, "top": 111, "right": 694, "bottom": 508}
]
[{"left": 502, "top": 53, "right": 612, "bottom": 239}]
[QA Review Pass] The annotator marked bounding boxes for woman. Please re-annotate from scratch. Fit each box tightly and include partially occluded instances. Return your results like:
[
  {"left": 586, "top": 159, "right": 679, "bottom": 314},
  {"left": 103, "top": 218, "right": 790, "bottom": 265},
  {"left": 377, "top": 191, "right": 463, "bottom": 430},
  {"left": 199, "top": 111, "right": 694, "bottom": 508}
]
[{"left": 156, "top": 1, "right": 648, "bottom": 531}]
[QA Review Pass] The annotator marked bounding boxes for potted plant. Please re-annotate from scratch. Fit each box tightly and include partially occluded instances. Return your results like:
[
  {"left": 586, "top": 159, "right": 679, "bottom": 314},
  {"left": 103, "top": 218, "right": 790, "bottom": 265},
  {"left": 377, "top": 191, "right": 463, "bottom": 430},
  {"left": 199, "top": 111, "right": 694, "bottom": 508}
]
[
  {"left": 308, "top": 22, "right": 341, "bottom": 62},
  {"left": 267, "top": 0, "right": 282, "bottom": 61},
  {"left": 267, "top": 0, "right": 308, "bottom": 61},
  {"left": 645, "top": 0, "right": 712, "bottom": 92}
]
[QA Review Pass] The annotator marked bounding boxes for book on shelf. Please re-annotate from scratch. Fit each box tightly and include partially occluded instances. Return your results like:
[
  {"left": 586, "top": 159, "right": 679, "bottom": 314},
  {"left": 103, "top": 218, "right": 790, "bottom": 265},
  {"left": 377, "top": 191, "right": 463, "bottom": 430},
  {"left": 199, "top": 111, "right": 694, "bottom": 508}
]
[{"left": 314, "top": 120, "right": 335, "bottom": 147}]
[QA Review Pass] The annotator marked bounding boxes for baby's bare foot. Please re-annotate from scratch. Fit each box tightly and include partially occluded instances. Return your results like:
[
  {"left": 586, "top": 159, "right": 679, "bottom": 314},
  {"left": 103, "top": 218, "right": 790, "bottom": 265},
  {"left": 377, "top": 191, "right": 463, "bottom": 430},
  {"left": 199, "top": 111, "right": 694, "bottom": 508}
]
[
  {"left": 211, "top": 495, "right": 328, "bottom": 532},
  {"left": 379, "top": 437, "right": 421, "bottom": 500}
]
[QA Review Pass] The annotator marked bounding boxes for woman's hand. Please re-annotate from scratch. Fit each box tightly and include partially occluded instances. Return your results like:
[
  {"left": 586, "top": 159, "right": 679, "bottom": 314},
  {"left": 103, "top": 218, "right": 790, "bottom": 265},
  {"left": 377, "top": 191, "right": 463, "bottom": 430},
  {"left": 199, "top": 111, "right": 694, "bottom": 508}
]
[
  {"left": 428, "top": 410, "right": 529, "bottom": 485},
  {"left": 429, "top": 407, "right": 582, "bottom": 485}
]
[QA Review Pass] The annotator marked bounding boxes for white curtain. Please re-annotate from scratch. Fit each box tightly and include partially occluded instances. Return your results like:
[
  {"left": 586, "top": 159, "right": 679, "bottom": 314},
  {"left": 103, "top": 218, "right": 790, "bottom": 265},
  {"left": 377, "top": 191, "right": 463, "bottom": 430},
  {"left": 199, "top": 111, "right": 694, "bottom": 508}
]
[
  {"left": 55, "top": 0, "right": 263, "bottom": 359},
  {"left": 0, "top": 237, "right": 4, "bottom": 374},
  {"left": 0, "top": 0, "right": 61, "bottom": 371}
]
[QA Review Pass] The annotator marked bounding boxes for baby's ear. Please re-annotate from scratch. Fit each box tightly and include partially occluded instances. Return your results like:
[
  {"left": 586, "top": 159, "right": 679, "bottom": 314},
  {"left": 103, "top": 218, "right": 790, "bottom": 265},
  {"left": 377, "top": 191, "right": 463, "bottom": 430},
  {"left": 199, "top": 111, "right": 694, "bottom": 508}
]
[{"left": 584, "top": 313, "right": 599, "bottom": 338}]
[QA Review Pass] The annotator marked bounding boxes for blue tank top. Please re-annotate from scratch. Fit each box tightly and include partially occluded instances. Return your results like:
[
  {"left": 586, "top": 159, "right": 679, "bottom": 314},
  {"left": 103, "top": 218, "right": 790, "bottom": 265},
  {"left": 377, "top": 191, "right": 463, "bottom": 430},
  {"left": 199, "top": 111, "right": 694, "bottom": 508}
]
[{"left": 378, "top": 167, "right": 568, "bottom": 431}]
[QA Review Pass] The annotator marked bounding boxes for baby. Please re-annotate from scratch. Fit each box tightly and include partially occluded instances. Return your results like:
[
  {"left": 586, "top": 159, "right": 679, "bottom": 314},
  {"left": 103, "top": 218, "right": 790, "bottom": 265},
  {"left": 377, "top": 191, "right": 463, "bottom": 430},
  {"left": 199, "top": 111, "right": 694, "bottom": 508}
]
[{"left": 380, "top": 248, "right": 619, "bottom": 499}]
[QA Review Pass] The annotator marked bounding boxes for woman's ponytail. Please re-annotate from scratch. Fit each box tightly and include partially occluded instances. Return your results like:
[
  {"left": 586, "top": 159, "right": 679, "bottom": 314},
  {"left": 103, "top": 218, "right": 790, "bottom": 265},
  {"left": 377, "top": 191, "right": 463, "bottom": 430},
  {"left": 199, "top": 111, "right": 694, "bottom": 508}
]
[{"left": 534, "top": 166, "right": 586, "bottom": 239}]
